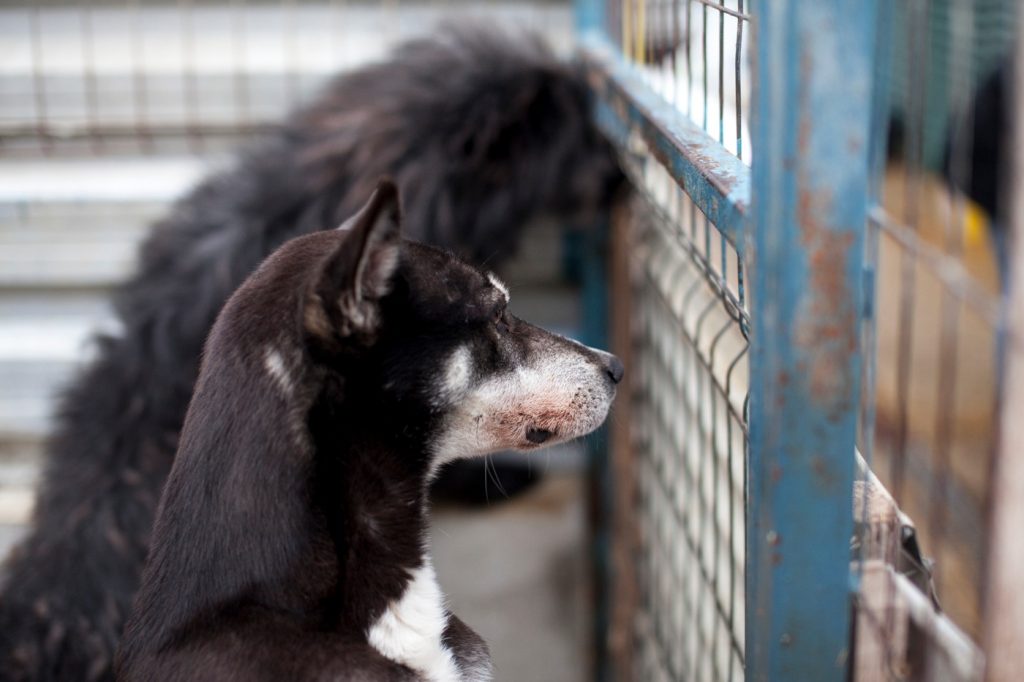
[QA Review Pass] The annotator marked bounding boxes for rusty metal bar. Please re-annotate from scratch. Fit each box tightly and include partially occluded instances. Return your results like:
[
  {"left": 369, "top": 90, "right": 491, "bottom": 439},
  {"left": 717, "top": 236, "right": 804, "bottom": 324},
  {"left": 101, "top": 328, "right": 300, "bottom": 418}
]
[
  {"left": 579, "top": 34, "right": 750, "bottom": 253},
  {"left": 746, "top": 1, "right": 877, "bottom": 679}
]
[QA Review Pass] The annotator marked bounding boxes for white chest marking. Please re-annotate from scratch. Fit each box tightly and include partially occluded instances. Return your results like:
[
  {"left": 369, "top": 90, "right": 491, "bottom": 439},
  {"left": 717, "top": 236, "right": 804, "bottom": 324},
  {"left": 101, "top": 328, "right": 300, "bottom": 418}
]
[{"left": 367, "top": 560, "right": 461, "bottom": 681}]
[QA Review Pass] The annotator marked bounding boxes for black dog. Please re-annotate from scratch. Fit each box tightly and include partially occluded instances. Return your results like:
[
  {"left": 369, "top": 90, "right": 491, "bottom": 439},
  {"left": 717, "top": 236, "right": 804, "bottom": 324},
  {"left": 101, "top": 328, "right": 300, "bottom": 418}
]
[
  {"left": 0, "top": 26, "right": 623, "bottom": 682},
  {"left": 115, "top": 180, "right": 621, "bottom": 681}
]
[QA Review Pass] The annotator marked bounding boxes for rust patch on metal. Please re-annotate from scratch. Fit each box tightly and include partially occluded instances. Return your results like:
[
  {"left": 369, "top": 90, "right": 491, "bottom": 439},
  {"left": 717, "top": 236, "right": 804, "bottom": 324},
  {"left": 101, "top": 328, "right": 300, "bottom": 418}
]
[
  {"left": 794, "top": 50, "right": 858, "bottom": 421},
  {"left": 810, "top": 454, "right": 839, "bottom": 492},
  {"left": 769, "top": 533, "right": 783, "bottom": 566},
  {"left": 681, "top": 139, "right": 740, "bottom": 196},
  {"left": 637, "top": 112, "right": 741, "bottom": 204}
]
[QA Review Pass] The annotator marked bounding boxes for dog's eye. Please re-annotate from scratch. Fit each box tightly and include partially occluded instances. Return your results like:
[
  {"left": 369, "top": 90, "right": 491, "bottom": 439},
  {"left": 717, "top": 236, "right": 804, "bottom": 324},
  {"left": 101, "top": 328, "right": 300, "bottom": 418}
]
[{"left": 494, "top": 309, "right": 510, "bottom": 334}]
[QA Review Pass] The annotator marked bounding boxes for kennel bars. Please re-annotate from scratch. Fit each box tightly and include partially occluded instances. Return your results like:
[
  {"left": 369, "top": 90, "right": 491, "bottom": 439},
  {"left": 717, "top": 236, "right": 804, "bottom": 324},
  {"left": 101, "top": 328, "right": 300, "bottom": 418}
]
[
  {"left": 577, "top": 0, "right": 871, "bottom": 677},
  {"left": 581, "top": 0, "right": 1022, "bottom": 680}
]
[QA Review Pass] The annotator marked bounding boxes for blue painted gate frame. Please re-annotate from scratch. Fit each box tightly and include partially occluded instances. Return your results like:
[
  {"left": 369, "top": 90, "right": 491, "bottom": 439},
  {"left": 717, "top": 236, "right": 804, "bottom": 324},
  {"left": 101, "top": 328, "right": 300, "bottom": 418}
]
[{"left": 576, "top": 1, "right": 878, "bottom": 679}]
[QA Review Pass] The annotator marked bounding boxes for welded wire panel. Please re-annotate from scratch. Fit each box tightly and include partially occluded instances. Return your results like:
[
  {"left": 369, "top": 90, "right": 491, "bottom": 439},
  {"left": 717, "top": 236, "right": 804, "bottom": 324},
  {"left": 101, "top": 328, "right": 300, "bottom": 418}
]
[
  {"left": 602, "top": 0, "right": 751, "bottom": 164},
  {"left": 852, "top": 0, "right": 1016, "bottom": 678},
  {"left": 0, "top": 1, "right": 572, "bottom": 156},
  {"left": 626, "top": 137, "right": 748, "bottom": 681},
  {"left": 582, "top": 1, "right": 750, "bottom": 678}
]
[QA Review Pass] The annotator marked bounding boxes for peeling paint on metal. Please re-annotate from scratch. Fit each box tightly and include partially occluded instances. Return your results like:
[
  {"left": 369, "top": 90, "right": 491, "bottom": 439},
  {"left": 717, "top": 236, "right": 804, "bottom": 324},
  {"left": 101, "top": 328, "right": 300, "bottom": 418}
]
[{"left": 746, "top": 2, "right": 876, "bottom": 680}]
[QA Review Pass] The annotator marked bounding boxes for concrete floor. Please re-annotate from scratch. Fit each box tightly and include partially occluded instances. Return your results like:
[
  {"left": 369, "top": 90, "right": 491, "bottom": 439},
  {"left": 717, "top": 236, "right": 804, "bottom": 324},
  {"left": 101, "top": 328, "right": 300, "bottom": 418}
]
[{"left": 433, "top": 472, "right": 591, "bottom": 682}]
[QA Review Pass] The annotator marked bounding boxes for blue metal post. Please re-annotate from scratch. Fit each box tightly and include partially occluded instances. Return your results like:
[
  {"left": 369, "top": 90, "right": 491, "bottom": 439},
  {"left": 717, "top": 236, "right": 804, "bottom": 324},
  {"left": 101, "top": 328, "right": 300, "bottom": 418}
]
[
  {"left": 574, "top": 0, "right": 602, "bottom": 35},
  {"left": 747, "top": 1, "right": 877, "bottom": 680}
]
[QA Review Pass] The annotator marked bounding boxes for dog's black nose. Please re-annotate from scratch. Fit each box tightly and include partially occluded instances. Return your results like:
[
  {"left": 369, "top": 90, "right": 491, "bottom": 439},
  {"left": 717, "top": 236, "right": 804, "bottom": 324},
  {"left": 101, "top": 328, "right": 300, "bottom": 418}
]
[{"left": 604, "top": 355, "right": 625, "bottom": 384}]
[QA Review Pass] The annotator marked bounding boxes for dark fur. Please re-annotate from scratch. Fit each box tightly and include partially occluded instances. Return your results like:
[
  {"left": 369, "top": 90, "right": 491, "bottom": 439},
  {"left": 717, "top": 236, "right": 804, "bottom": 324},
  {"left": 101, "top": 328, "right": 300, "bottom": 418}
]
[
  {"left": 116, "top": 180, "right": 614, "bottom": 680},
  {"left": 0, "top": 26, "right": 623, "bottom": 682}
]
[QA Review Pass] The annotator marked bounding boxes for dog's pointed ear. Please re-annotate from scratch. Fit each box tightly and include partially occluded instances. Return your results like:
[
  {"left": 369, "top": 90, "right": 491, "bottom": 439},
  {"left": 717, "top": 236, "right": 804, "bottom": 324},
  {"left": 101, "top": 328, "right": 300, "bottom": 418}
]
[{"left": 305, "top": 179, "right": 402, "bottom": 342}]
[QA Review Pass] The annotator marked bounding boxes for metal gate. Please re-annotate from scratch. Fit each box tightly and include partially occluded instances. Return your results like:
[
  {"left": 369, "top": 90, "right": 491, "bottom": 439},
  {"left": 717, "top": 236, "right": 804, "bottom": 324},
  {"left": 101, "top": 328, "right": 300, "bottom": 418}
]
[{"left": 580, "top": 0, "right": 1024, "bottom": 680}]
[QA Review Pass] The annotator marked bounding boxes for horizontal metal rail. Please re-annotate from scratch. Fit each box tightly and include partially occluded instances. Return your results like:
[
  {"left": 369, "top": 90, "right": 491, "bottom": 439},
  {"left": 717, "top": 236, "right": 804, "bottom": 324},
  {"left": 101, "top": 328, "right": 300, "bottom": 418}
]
[{"left": 578, "top": 32, "right": 750, "bottom": 255}]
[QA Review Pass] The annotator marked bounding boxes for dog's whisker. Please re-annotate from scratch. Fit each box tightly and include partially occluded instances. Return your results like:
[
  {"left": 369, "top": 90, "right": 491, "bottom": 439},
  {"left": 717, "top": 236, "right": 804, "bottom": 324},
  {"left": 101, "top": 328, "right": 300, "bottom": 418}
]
[
  {"left": 482, "top": 455, "right": 491, "bottom": 506},
  {"left": 485, "top": 455, "right": 510, "bottom": 500}
]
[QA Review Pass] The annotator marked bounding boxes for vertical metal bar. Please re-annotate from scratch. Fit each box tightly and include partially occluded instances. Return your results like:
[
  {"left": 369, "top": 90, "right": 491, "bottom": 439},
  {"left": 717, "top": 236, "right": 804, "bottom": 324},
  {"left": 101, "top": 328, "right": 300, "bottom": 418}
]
[
  {"left": 635, "top": 0, "right": 645, "bottom": 63},
  {"left": 29, "top": 5, "right": 51, "bottom": 155},
  {"left": 725, "top": 344, "right": 747, "bottom": 682},
  {"left": 735, "top": 1, "right": 744, "bottom": 160},
  {"left": 129, "top": 0, "right": 152, "bottom": 154},
  {"left": 671, "top": 0, "right": 680, "bottom": 107},
  {"left": 926, "top": 1, "right": 973, "bottom": 608},
  {"left": 717, "top": 3, "right": 724, "bottom": 144},
  {"left": 701, "top": 0, "right": 708, "bottom": 131},
  {"left": 180, "top": 0, "right": 203, "bottom": 153},
  {"left": 607, "top": 201, "right": 638, "bottom": 682},
  {"left": 623, "top": 0, "right": 632, "bottom": 61},
  {"left": 573, "top": 45, "right": 624, "bottom": 680},
  {"left": 685, "top": 0, "right": 693, "bottom": 117},
  {"left": 982, "top": 25, "right": 1024, "bottom": 682},
  {"left": 580, "top": 215, "right": 613, "bottom": 682},
  {"left": 283, "top": 0, "right": 299, "bottom": 106},
  {"left": 80, "top": 0, "right": 102, "bottom": 154},
  {"left": 747, "top": 1, "right": 876, "bottom": 679},
  {"left": 575, "top": 0, "right": 603, "bottom": 34},
  {"left": 854, "top": 0, "right": 888, "bottom": 591},
  {"left": 708, "top": 317, "right": 730, "bottom": 681},
  {"left": 232, "top": 0, "right": 251, "bottom": 132}
]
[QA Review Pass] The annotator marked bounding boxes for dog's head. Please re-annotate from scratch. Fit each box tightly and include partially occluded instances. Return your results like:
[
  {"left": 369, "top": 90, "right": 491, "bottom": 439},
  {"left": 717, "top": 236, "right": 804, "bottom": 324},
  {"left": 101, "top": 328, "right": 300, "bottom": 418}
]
[{"left": 301, "top": 179, "right": 622, "bottom": 468}]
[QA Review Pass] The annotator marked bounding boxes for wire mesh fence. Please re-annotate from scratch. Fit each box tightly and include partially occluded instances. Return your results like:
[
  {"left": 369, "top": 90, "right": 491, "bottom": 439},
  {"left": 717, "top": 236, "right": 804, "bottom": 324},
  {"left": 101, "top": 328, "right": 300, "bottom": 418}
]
[
  {"left": 584, "top": 3, "right": 751, "bottom": 679},
  {"left": 585, "top": 0, "right": 1022, "bottom": 680},
  {"left": 601, "top": 0, "right": 751, "bottom": 164},
  {"left": 629, "top": 151, "right": 748, "bottom": 682},
  {"left": 3, "top": 0, "right": 1023, "bottom": 678},
  {"left": 852, "top": 1, "right": 1018, "bottom": 679}
]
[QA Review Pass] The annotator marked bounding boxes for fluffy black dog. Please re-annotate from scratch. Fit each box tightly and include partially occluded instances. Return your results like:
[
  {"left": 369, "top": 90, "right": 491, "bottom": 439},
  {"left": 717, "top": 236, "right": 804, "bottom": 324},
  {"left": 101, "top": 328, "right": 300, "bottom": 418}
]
[
  {"left": 0, "top": 26, "right": 623, "bottom": 682},
  {"left": 115, "top": 180, "right": 620, "bottom": 682}
]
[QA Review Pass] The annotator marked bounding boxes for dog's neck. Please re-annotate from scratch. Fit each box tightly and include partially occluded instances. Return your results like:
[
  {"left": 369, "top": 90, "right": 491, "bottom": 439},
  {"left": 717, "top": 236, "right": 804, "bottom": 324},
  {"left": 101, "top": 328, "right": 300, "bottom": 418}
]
[
  {"left": 308, "top": 379, "right": 437, "bottom": 624},
  {"left": 309, "top": 383, "right": 463, "bottom": 680}
]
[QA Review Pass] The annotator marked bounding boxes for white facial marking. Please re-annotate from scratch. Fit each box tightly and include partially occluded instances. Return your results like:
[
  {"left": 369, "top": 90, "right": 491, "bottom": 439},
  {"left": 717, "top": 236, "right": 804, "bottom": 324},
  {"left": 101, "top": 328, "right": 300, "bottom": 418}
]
[
  {"left": 440, "top": 346, "right": 472, "bottom": 404},
  {"left": 432, "top": 338, "right": 614, "bottom": 466},
  {"left": 367, "top": 559, "right": 462, "bottom": 682},
  {"left": 263, "top": 348, "right": 292, "bottom": 395},
  {"left": 486, "top": 272, "right": 509, "bottom": 303}
]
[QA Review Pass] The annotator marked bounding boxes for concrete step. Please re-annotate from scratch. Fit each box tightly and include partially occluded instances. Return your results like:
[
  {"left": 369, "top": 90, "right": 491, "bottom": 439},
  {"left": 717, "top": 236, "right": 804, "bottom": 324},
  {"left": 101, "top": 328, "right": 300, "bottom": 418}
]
[
  {"left": 0, "top": 157, "right": 210, "bottom": 287},
  {"left": 0, "top": 291, "right": 116, "bottom": 441}
]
